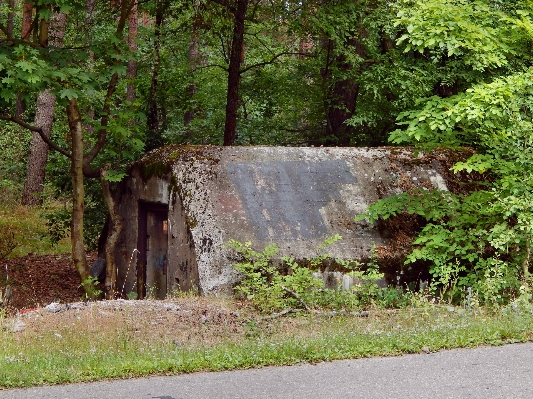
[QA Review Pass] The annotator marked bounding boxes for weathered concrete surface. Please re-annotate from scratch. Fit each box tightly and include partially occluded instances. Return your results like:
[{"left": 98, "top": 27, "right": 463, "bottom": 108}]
[{"left": 115, "top": 146, "right": 457, "bottom": 297}]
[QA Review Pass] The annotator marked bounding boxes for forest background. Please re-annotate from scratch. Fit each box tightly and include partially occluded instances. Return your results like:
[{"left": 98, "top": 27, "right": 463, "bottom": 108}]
[{"left": 2, "top": 0, "right": 533, "bottom": 306}]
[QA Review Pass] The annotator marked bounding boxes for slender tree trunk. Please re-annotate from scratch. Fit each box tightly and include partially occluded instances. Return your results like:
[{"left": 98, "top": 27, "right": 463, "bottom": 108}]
[
  {"left": 16, "top": 3, "right": 34, "bottom": 117},
  {"left": 67, "top": 98, "right": 90, "bottom": 285},
  {"left": 103, "top": 0, "right": 133, "bottom": 298},
  {"left": 147, "top": 0, "right": 165, "bottom": 149},
  {"left": 324, "top": 31, "right": 365, "bottom": 146},
  {"left": 126, "top": 0, "right": 138, "bottom": 101},
  {"left": 326, "top": 80, "right": 359, "bottom": 146},
  {"left": 83, "top": 0, "right": 96, "bottom": 135},
  {"left": 7, "top": 0, "right": 15, "bottom": 37},
  {"left": 21, "top": 2, "right": 32, "bottom": 39},
  {"left": 101, "top": 167, "right": 123, "bottom": 299},
  {"left": 85, "top": 0, "right": 95, "bottom": 23},
  {"left": 142, "top": 10, "right": 149, "bottom": 26},
  {"left": 184, "top": 16, "right": 200, "bottom": 137},
  {"left": 22, "top": 12, "right": 67, "bottom": 205},
  {"left": 223, "top": 0, "right": 247, "bottom": 146}
]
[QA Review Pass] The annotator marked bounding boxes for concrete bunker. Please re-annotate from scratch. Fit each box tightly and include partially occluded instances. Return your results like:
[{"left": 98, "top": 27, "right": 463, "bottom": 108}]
[{"left": 114, "top": 145, "right": 463, "bottom": 298}]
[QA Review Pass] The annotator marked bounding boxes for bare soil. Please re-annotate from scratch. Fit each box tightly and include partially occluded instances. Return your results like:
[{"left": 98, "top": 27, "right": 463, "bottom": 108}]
[
  {"left": 2, "top": 253, "right": 96, "bottom": 310},
  {"left": 0, "top": 253, "right": 96, "bottom": 310},
  {"left": 1, "top": 254, "right": 255, "bottom": 341}
]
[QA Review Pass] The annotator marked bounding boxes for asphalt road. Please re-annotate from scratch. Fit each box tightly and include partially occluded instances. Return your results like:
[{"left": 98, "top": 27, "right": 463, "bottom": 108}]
[{"left": 1, "top": 342, "right": 533, "bottom": 399}]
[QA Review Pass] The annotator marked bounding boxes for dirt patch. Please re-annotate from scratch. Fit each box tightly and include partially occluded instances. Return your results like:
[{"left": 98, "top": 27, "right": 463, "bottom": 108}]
[
  {"left": 13, "top": 298, "right": 253, "bottom": 346},
  {"left": 1, "top": 254, "right": 260, "bottom": 344},
  {"left": 2, "top": 253, "right": 97, "bottom": 310}
]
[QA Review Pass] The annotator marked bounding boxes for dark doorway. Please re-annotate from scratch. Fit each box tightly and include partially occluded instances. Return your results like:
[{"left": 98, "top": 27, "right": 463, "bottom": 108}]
[{"left": 138, "top": 202, "right": 168, "bottom": 299}]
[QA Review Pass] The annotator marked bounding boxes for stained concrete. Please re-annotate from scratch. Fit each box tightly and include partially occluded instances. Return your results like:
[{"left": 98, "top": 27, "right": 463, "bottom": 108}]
[{"left": 115, "top": 145, "right": 455, "bottom": 297}]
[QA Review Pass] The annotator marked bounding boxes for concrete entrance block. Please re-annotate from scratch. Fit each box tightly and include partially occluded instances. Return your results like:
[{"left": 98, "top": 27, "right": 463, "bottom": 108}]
[{"left": 114, "top": 145, "right": 457, "bottom": 297}]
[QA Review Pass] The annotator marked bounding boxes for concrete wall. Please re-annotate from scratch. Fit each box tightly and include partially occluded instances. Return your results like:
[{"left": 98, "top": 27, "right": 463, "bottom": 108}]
[
  {"left": 115, "top": 167, "right": 171, "bottom": 297},
  {"left": 115, "top": 145, "right": 452, "bottom": 297}
]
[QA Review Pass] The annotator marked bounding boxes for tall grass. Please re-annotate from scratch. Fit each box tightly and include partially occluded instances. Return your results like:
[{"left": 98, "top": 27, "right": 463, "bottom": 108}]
[{"left": 1, "top": 307, "right": 533, "bottom": 388}]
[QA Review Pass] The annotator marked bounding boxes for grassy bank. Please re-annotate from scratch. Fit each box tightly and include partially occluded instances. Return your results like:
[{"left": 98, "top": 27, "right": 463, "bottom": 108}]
[{"left": 1, "top": 306, "right": 532, "bottom": 388}]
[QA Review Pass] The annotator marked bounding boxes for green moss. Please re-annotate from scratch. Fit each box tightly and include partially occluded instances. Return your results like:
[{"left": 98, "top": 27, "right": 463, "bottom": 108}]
[
  {"left": 166, "top": 144, "right": 222, "bottom": 164},
  {"left": 138, "top": 161, "right": 171, "bottom": 181},
  {"left": 137, "top": 145, "right": 222, "bottom": 183},
  {"left": 135, "top": 145, "right": 222, "bottom": 230},
  {"left": 185, "top": 215, "right": 198, "bottom": 229}
]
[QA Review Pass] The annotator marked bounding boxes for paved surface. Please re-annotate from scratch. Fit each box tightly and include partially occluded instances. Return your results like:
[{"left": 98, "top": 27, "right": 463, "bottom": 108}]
[{"left": 1, "top": 343, "right": 533, "bottom": 398}]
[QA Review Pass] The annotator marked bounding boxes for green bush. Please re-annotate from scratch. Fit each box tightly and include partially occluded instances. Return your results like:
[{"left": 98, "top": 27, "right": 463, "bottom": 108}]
[{"left": 227, "top": 236, "right": 402, "bottom": 313}]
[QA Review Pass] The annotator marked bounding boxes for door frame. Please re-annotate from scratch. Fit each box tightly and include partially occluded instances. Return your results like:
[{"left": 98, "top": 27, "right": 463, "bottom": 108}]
[{"left": 137, "top": 201, "right": 168, "bottom": 299}]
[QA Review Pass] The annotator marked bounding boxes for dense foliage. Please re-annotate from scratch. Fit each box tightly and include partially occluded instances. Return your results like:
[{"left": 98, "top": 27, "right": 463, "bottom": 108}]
[
  {"left": 362, "top": 0, "right": 533, "bottom": 306},
  {"left": 1, "top": 0, "right": 533, "bottom": 304}
]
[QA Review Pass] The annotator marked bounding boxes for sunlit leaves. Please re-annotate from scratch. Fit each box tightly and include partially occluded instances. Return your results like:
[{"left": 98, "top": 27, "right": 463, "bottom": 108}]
[{"left": 395, "top": 0, "right": 515, "bottom": 71}]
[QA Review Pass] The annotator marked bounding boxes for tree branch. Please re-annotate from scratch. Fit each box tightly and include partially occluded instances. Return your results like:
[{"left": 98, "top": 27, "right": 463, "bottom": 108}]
[
  {"left": 0, "top": 115, "right": 71, "bottom": 158},
  {"left": 218, "top": 32, "right": 230, "bottom": 64},
  {"left": 260, "top": 308, "right": 303, "bottom": 320},
  {"left": 0, "top": 23, "right": 8, "bottom": 36},
  {"left": 239, "top": 52, "right": 314, "bottom": 74},
  {"left": 198, "top": 63, "right": 229, "bottom": 72},
  {"left": 83, "top": 0, "right": 133, "bottom": 172},
  {"left": 0, "top": 36, "right": 41, "bottom": 49},
  {"left": 83, "top": 72, "right": 119, "bottom": 172},
  {"left": 281, "top": 285, "right": 311, "bottom": 312}
]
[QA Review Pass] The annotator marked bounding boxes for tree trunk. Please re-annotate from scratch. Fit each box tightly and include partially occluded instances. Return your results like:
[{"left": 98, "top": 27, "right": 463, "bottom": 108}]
[
  {"left": 184, "top": 5, "right": 202, "bottom": 137},
  {"left": 7, "top": 0, "right": 15, "bottom": 37},
  {"left": 83, "top": 0, "right": 96, "bottom": 135},
  {"left": 324, "top": 32, "right": 365, "bottom": 146},
  {"left": 22, "top": 89, "right": 55, "bottom": 205},
  {"left": 21, "top": 2, "right": 32, "bottom": 39},
  {"left": 67, "top": 98, "right": 90, "bottom": 287},
  {"left": 22, "top": 12, "right": 67, "bottom": 205},
  {"left": 326, "top": 79, "right": 360, "bottom": 146},
  {"left": 435, "top": 81, "right": 458, "bottom": 98},
  {"left": 85, "top": 0, "right": 95, "bottom": 24},
  {"left": 223, "top": 0, "right": 247, "bottom": 146},
  {"left": 101, "top": 167, "right": 123, "bottom": 299},
  {"left": 146, "top": 0, "right": 165, "bottom": 149},
  {"left": 16, "top": 3, "right": 34, "bottom": 117},
  {"left": 126, "top": 0, "right": 138, "bottom": 101}
]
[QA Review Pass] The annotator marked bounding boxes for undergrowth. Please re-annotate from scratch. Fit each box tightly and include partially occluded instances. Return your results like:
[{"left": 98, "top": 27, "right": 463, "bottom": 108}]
[
  {"left": 227, "top": 236, "right": 411, "bottom": 313},
  {"left": 0, "top": 204, "right": 71, "bottom": 258}
]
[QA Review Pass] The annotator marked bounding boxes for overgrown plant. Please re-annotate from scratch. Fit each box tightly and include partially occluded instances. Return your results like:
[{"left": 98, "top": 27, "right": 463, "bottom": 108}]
[
  {"left": 227, "top": 236, "right": 389, "bottom": 313},
  {"left": 80, "top": 276, "right": 102, "bottom": 301}
]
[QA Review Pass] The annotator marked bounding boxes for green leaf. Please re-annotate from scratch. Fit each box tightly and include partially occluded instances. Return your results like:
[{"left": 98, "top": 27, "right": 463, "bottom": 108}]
[{"left": 59, "top": 88, "right": 78, "bottom": 99}]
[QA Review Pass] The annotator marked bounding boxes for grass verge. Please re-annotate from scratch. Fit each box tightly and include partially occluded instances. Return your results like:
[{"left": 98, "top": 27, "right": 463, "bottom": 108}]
[{"left": 1, "top": 306, "right": 533, "bottom": 388}]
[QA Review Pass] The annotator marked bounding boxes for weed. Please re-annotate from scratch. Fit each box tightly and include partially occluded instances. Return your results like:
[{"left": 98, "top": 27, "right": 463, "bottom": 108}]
[
  {"left": 81, "top": 276, "right": 103, "bottom": 301},
  {"left": 228, "top": 237, "right": 409, "bottom": 313},
  {"left": 127, "top": 291, "right": 138, "bottom": 300},
  {"left": 243, "top": 319, "right": 262, "bottom": 338},
  {"left": 166, "top": 286, "right": 199, "bottom": 299}
]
